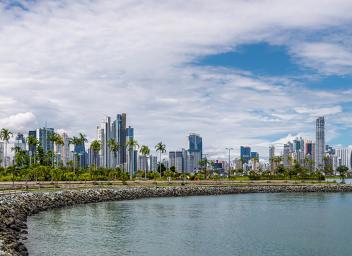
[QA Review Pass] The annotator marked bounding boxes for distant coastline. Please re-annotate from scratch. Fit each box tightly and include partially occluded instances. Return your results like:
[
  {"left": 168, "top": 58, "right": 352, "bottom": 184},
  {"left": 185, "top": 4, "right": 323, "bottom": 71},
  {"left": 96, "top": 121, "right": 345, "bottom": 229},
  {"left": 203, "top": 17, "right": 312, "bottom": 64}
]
[{"left": 1, "top": 184, "right": 352, "bottom": 256}]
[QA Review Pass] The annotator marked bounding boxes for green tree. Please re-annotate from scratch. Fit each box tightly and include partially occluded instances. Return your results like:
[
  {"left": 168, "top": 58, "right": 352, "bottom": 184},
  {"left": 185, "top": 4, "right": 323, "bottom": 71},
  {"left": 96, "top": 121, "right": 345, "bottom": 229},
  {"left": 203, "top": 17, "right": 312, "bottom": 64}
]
[
  {"left": 26, "top": 135, "right": 38, "bottom": 166},
  {"left": 199, "top": 158, "right": 209, "bottom": 179},
  {"left": 126, "top": 139, "right": 139, "bottom": 179},
  {"left": 155, "top": 142, "right": 166, "bottom": 177},
  {"left": 90, "top": 140, "right": 101, "bottom": 171},
  {"left": 0, "top": 128, "right": 13, "bottom": 168},
  {"left": 108, "top": 138, "right": 119, "bottom": 168},
  {"left": 139, "top": 145, "right": 150, "bottom": 179},
  {"left": 69, "top": 136, "right": 81, "bottom": 172},
  {"left": 337, "top": 165, "right": 349, "bottom": 183}
]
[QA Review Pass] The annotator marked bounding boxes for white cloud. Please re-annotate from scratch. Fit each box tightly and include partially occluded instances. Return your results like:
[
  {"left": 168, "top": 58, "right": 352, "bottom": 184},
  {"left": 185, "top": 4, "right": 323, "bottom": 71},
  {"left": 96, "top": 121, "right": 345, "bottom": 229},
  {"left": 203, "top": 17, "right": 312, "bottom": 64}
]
[
  {"left": 291, "top": 42, "right": 352, "bottom": 75},
  {"left": 294, "top": 105, "right": 342, "bottom": 116},
  {"left": 0, "top": 112, "right": 36, "bottom": 132},
  {"left": 0, "top": 1, "right": 351, "bottom": 158}
]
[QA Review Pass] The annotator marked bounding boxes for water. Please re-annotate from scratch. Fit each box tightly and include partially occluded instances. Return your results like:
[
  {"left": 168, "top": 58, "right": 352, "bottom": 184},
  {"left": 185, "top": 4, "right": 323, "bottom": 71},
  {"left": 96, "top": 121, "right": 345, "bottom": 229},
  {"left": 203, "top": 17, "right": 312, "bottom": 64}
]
[
  {"left": 26, "top": 193, "right": 352, "bottom": 256},
  {"left": 326, "top": 178, "right": 352, "bottom": 184}
]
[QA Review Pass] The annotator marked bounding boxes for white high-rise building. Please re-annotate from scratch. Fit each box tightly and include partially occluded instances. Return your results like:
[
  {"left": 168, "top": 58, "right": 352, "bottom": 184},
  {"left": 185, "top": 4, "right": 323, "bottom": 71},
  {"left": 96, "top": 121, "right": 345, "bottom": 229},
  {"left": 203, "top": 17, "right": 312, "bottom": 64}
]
[
  {"left": 315, "top": 117, "right": 325, "bottom": 170},
  {"left": 335, "top": 147, "right": 352, "bottom": 170},
  {"left": 60, "top": 133, "right": 71, "bottom": 166}
]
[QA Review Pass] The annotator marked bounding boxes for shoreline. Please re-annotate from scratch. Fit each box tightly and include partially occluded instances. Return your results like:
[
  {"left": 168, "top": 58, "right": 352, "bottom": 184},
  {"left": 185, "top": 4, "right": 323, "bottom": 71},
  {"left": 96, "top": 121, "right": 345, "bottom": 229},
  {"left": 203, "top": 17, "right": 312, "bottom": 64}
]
[{"left": 1, "top": 184, "right": 352, "bottom": 256}]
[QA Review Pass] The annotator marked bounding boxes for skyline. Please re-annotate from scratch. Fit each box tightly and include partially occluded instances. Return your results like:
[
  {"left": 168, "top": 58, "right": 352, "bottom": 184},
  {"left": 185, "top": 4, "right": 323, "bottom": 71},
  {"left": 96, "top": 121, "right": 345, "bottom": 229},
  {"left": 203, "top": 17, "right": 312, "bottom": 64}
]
[{"left": 1, "top": 1, "right": 352, "bottom": 159}]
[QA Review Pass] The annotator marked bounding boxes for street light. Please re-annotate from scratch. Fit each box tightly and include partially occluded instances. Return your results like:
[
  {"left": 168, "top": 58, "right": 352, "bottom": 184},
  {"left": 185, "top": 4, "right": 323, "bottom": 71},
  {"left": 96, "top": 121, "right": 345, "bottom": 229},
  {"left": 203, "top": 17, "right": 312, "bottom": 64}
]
[{"left": 225, "top": 148, "right": 234, "bottom": 178}]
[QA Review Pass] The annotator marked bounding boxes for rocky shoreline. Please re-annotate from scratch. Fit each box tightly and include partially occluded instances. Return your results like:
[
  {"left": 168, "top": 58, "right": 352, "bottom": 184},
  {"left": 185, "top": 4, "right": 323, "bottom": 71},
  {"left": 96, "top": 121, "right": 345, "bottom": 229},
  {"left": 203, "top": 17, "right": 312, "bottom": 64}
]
[{"left": 1, "top": 184, "right": 352, "bottom": 256}]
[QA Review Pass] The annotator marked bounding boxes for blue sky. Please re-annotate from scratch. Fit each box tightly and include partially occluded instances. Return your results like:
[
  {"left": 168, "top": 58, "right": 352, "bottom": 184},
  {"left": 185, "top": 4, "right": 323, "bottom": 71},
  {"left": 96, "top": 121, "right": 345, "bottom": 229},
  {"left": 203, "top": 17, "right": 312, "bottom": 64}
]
[{"left": 1, "top": 0, "right": 352, "bottom": 159}]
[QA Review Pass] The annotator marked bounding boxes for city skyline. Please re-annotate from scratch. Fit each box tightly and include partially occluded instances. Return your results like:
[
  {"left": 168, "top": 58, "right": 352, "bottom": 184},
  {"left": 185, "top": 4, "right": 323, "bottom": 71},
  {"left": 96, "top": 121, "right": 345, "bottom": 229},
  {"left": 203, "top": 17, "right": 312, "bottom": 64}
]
[{"left": 1, "top": 1, "right": 352, "bottom": 160}]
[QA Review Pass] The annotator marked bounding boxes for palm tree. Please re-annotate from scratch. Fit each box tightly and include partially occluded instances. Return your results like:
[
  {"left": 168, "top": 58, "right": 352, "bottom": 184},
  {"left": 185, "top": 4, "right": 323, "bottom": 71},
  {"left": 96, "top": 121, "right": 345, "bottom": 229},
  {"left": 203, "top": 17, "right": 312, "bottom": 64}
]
[
  {"left": 69, "top": 136, "right": 81, "bottom": 173},
  {"left": 199, "top": 158, "right": 209, "bottom": 179},
  {"left": 77, "top": 133, "right": 88, "bottom": 170},
  {"left": 90, "top": 140, "right": 101, "bottom": 171},
  {"left": 155, "top": 142, "right": 166, "bottom": 177},
  {"left": 139, "top": 145, "right": 150, "bottom": 179},
  {"left": 26, "top": 135, "right": 38, "bottom": 166},
  {"left": 0, "top": 128, "right": 13, "bottom": 168},
  {"left": 108, "top": 138, "right": 119, "bottom": 168},
  {"left": 55, "top": 134, "right": 64, "bottom": 166},
  {"left": 126, "top": 139, "right": 139, "bottom": 179}
]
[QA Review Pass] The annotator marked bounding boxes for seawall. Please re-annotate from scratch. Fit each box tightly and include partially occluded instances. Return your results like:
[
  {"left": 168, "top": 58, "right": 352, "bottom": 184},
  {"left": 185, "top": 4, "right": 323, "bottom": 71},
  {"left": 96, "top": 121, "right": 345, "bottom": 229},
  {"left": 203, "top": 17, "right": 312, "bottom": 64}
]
[{"left": 1, "top": 184, "right": 352, "bottom": 256}]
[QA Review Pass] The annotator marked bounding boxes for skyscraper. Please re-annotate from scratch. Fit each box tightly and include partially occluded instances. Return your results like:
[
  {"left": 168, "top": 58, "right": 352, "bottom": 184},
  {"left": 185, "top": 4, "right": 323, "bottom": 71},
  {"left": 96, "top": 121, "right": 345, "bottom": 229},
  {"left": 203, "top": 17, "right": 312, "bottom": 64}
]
[
  {"left": 116, "top": 113, "right": 127, "bottom": 166},
  {"left": 269, "top": 145, "right": 275, "bottom": 171},
  {"left": 240, "top": 146, "right": 251, "bottom": 164},
  {"left": 315, "top": 117, "right": 325, "bottom": 170},
  {"left": 0, "top": 142, "right": 4, "bottom": 167},
  {"left": 169, "top": 151, "right": 184, "bottom": 172},
  {"left": 35, "top": 127, "right": 54, "bottom": 153},
  {"left": 126, "top": 126, "right": 136, "bottom": 175},
  {"left": 188, "top": 133, "right": 202, "bottom": 170},
  {"left": 335, "top": 147, "right": 352, "bottom": 170},
  {"left": 15, "top": 133, "right": 26, "bottom": 150}
]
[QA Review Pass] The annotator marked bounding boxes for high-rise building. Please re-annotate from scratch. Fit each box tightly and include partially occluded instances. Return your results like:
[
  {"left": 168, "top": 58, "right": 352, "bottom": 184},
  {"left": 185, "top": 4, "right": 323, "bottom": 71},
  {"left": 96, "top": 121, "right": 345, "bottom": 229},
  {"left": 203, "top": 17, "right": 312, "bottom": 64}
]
[
  {"left": 315, "top": 117, "right": 325, "bottom": 170},
  {"left": 0, "top": 142, "right": 4, "bottom": 167},
  {"left": 32, "top": 127, "right": 54, "bottom": 154},
  {"left": 28, "top": 130, "right": 37, "bottom": 156},
  {"left": 269, "top": 145, "right": 275, "bottom": 171},
  {"left": 188, "top": 133, "right": 202, "bottom": 170},
  {"left": 149, "top": 155, "right": 158, "bottom": 171},
  {"left": 99, "top": 116, "right": 112, "bottom": 168},
  {"left": 60, "top": 133, "right": 71, "bottom": 166},
  {"left": 335, "top": 147, "right": 352, "bottom": 170},
  {"left": 283, "top": 143, "right": 292, "bottom": 167},
  {"left": 138, "top": 155, "right": 149, "bottom": 172},
  {"left": 116, "top": 113, "right": 127, "bottom": 166},
  {"left": 15, "top": 133, "right": 26, "bottom": 151},
  {"left": 74, "top": 140, "right": 87, "bottom": 169},
  {"left": 240, "top": 146, "right": 251, "bottom": 164},
  {"left": 169, "top": 151, "right": 184, "bottom": 172},
  {"left": 250, "top": 152, "right": 259, "bottom": 159},
  {"left": 126, "top": 126, "right": 137, "bottom": 175}
]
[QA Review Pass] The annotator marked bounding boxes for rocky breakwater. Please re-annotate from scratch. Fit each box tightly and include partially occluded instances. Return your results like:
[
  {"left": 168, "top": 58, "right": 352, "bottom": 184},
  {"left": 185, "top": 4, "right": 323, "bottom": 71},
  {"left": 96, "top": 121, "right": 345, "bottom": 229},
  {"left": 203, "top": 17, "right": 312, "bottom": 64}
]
[{"left": 2, "top": 184, "right": 352, "bottom": 256}]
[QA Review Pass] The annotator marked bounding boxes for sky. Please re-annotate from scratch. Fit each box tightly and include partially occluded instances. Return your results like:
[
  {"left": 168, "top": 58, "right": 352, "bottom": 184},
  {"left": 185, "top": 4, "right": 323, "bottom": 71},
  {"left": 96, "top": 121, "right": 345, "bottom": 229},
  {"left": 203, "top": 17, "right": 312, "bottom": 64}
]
[{"left": 1, "top": 0, "right": 352, "bottom": 159}]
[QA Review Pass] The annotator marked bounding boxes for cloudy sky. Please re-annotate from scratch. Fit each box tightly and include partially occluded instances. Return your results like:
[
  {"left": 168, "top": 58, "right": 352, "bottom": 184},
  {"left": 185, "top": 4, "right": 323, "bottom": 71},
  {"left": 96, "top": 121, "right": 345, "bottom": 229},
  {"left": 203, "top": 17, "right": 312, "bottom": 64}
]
[{"left": 1, "top": 0, "right": 352, "bottom": 159}]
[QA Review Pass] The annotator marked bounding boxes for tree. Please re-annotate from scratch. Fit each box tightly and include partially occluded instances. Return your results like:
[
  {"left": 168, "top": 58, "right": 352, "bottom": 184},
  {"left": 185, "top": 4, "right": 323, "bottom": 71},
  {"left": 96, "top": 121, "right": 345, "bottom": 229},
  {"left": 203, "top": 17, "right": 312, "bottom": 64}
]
[
  {"left": 26, "top": 135, "right": 38, "bottom": 166},
  {"left": 155, "top": 142, "right": 166, "bottom": 177},
  {"left": 0, "top": 128, "right": 13, "bottom": 168},
  {"left": 90, "top": 140, "right": 101, "bottom": 171},
  {"left": 48, "top": 133, "right": 64, "bottom": 168},
  {"left": 69, "top": 136, "right": 81, "bottom": 172},
  {"left": 199, "top": 158, "right": 209, "bottom": 179},
  {"left": 108, "top": 138, "right": 119, "bottom": 168},
  {"left": 337, "top": 165, "right": 348, "bottom": 183},
  {"left": 139, "top": 145, "right": 150, "bottom": 179},
  {"left": 126, "top": 139, "right": 139, "bottom": 179}
]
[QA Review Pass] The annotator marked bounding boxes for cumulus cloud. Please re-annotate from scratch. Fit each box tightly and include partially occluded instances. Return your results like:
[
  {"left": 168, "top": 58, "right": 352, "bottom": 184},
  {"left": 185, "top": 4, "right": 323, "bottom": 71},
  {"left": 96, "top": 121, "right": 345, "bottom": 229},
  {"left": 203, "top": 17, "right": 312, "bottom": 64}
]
[
  {"left": 0, "top": 112, "right": 36, "bottom": 132},
  {"left": 0, "top": 0, "right": 351, "bottom": 158}
]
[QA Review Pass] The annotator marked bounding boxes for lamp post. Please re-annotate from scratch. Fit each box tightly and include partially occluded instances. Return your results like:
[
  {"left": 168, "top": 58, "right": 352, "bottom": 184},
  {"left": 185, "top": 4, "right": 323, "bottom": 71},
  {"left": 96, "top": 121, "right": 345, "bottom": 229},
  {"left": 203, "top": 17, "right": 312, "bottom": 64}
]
[{"left": 225, "top": 148, "right": 233, "bottom": 178}]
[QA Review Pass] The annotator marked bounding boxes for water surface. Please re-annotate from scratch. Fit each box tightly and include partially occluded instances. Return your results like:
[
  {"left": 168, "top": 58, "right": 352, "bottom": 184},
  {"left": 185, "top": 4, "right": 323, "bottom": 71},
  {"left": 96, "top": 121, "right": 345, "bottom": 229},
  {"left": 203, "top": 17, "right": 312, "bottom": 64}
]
[{"left": 26, "top": 193, "right": 352, "bottom": 256}]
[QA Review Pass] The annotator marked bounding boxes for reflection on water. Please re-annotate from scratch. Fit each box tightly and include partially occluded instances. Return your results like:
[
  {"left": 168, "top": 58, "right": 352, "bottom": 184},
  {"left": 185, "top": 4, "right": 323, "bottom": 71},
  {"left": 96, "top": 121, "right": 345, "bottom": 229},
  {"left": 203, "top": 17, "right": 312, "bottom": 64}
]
[{"left": 26, "top": 193, "right": 352, "bottom": 256}]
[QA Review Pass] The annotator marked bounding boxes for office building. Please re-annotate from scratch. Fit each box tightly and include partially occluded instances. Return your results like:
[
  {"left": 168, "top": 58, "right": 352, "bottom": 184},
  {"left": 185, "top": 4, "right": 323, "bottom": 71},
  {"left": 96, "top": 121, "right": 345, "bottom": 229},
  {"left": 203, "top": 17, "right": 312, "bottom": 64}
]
[
  {"left": 169, "top": 151, "right": 184, "bottom": 172},
  {"left": 189, "top": 133, "right": 202, "bottom": 170},
  {"left": 335, "top": 147, "right": 352, "bottom": 170},
  {"left": 15, "top": 133, "right": 26, "bottom": 151},
  {"left": 240, "top": 146, "right": 251, "bottom": 164},
  {"left": 250, "top": 151, "right": 259, "bottom": 159},
  {"left": 149, "top": 155, "right": 158, "bottom": 171},
  {"left": 316, "top": 116, "right": 325, "bottom": 170}
]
